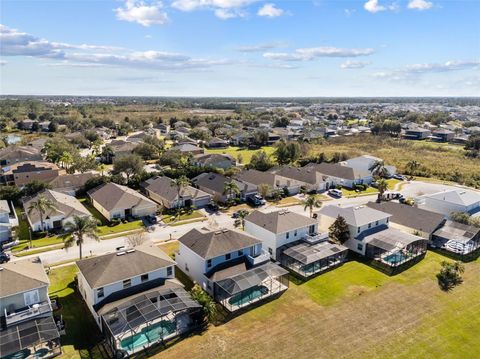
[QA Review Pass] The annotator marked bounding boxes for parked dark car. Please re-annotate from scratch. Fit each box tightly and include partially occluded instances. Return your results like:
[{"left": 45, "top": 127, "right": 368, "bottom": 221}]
[
  {"left": 207, "top": 203, "right": 219, "bottom": 212},
  {"left": 0, "top": 252, "right": 10, "bottom": 264},
  {"left": 247, "top": 195, "right": 266, "bottom": 207}
]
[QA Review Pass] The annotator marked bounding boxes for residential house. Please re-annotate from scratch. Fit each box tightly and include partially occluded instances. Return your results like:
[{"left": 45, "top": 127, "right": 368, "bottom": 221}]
[
  {"left": 403, "top": 128, "right": 431, "bottom": 140},
  {"left": 23, "top": 189, "right": 91, "bottom": 232},
  {"left": 0, "top": 161, "right": 62, "bottom": 187},
  {"left": 366, "top": 202, "right": 445, "bottom": 240},
  {"left": 340, "top": 155, "right": 396, "bottom": 177},
  {"left": 244, "top": 210, "right": 347, "bottom": 278},
  {"left": 0, "top": 200, "right": 18, "bottom": 244},
  {"left": 268, "top": 166, "right": 328, "bottom": 193},
  {"left": 0, "top": 146, "right": 43, "bottom": 167},
  {"left": 142, "top": 176, "right": 212, "bottom": 209},
  {"left": 76, "top": 243, "right": 201, "bottom": 356},
  {"left": 88, "top": 183, "right": 157, "bottom": 221},
  {"left": 192, "top": 153, "right": 236, "bottom": 170},
  {"left": 319, "top": 205, "right": 427, "bottom": 270},
  {"left": 206, "top": 137, "right": 229, "bottom": 149},
  {"left": 304, "top": 162, "right": 373, "bottom": 189},
  {"left": 170, "top": 143, "right": 204, "bottom": 156},
  {"left": 192, "top": 172, "right": 257, "bottom": 203},
  {"left": 416, "top": 189, "right": 480, "bottom": 216},
  {"left": 175, "top": 228, "right": 288, "bottom": 312},
  {"left": 0, "top": 257, "right": 62, "bottom": 359},
  {"left": 431, "top": 129, "right": 455, "bottom": 142},
  {"left": 49, "top": 172, "right": 97, "bottom": 196},
  {"left": 103, "top": 140, "right": 139, "bottom": 163},
  {"left": 431, "top": 221, "right": 480, "bottom": 255}
]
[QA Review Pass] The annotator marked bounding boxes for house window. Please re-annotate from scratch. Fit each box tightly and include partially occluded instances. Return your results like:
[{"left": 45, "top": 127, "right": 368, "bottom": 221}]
[
  {"left": 368, "top": 223, "right": 372, "bottom": 229},
  {"left": 167, "top": 266, "right": 173, "bottom": 276},
  {"left": 268, "top": 247, "right": 273, "bottom": 255},
  {"left": 286, "top": 232, "right": 290, "bottom": 239},
  {"left": 387, "top": 218, "right": 389, "bottom": 223},
  {"left": 238, "top": 250, "right": 243, "bottom": 256},
  {"left": 357, "top": 227, "right": 361, "bottom": 233},
  {"left": 141, "top": 274, "right": 149, "bottom": 283},
  {"left": 123, "top": 279, "right": 131, "bottom": 289},
  {"left": 357, "top": 243, "right": 363, "bottom": 251},
  {"left": 376, "top": 221, "right": 379, "bottom": 226},
  {"left": 225, "top": 253, "right": 231, "bottom": 260},
  {"left": 207, "top": 259, "right": 212, "bottom": 268},
  {"left": 97, "top": 287, "right": 104, "bottom": 298},
  {"left": 185, "top": 263, "right": 189, "bottom": 272},
  {"left": 294, "top": 230, "right": 297, "bottom": 236}
]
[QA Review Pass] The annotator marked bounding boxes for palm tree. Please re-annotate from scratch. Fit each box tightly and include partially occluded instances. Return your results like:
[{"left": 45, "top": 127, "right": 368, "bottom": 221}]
[
  {"left": 97, "top": 163, "right": 107, "bottom": 176},
  {"left": 302, "top": 194, "right": 323, "bottom": 218},
  {"left": 234, "top": 210, "right": 250, "bottom": 230},
  {"left": 63, "top": 215, "right": 100, "bottom": 259},
  {"left": 223, "top": 181, "right": 240, "bottom": 202},
  {"left": 59, "top": 151, "right": 74, "bottom": 170},
  {"left": 369, "top": 160, "right": 388, "bottom": 178},
  {"left": 27, "top": 195, "right": 57, "bottom": 234},
  {"left": 376, "top": 178, "right": 388, "bottom": 202},
  {"left": 405, "top": 160, "right": 420, "bottom": 176},
  {"left": 171, "top": 176, "right": 191, "bottom": 210}
]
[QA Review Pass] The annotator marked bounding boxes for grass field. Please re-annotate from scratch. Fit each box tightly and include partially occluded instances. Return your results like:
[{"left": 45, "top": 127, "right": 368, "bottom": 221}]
[
  {"left": 162, "top": 210, "right": 205, "bottom": 224},
  {"left": 205, "top": 146, "right": 276, "bottom": 164},
  {"left": 154, "top": 252, "right": 480, "bottom": 359}
]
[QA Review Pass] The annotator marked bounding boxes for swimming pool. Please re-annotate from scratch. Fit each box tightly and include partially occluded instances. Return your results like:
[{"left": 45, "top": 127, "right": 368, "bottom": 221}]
[
  {"left": 383, "top": 252, "right": 408, "bottom": 265},
  {"left": 228, "top": 285, "right": 269, "bottom": 307},
  {"left": 120, "top": 320, "right": 176, "bottom": 352}
]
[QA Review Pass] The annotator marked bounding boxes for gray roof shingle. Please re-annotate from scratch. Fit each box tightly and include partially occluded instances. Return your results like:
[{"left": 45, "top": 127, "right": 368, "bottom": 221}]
[{"left": 245, "top": 210, "right": 317, "bottom": 234}]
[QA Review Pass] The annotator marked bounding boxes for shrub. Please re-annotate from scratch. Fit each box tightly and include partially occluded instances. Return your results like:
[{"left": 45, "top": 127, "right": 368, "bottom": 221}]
[{"left": 436, "top": 261, "right": 465, "bottom": 291}]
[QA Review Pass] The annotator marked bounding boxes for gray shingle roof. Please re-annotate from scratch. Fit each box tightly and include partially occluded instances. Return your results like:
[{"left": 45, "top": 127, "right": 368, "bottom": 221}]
[
  {"left": 425, "top": 190, "right": 480, "bottom": 207},
  {"left": 143, "top": 176, "right": 210, "bottom": 202},
  {"left": 319, "top": 205, "right": 391, "bottom": 227},
  {"left": 192, "top": 172, "right": 256, "bottom": 195},
  {"left": 236, "top": 169, "right": 276, "bottom": 187},
  {"left": 366, "top": 202, "right": 445, "bottom": 234},
  {"left": 269, "top": 165, "right": 325, "bottom": 185},
  {"left": 76, "top": 242, "right": 175, "bottom": 288},
  {"left": 305, "top": 162, "right": 370, "bottom": 180},
  {"left": 245, "top": 210, "right": 317, "bottom": 234},
  {"left": 0, "top": 257, "right": 49, "bottom": 298},
  {"left": 178, "top": 228, "right": 260, "bottom": 259}
]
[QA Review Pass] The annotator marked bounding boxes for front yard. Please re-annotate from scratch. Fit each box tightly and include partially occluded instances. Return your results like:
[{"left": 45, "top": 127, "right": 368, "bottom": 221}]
[{"left": 162, "top": 210, "right": 205, "bottom": 224}]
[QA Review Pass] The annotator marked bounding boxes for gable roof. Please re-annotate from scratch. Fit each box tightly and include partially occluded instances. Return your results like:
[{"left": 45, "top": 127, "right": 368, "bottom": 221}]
[
  {"left": 88, "top": 183, "right": 156, "bottom": 211},
  {"left": 0, "top": 257, "right": 49, "bottom": 298},
  {"left": 142, "top": 176, "right": 211, "bottom": 202},
  {"left": 170, "top": 143, "right": 203, "bottom": 153},
  {"left": 319, "top": 205, "right": 391, "bottom": 227},
  {"left": 245, "top": 210, "right": 317, "bottom": 234},
  {"left": 0, "top": 146, "right": 42, "bottom": 163},
  {"left": 1, "top": 161, "right": 59, "bottom": 175},
  {"left": 304, "top": 162, "right": 370, "bottom": 181},
  {"left": 425, "top": 190, "right": 480, "bottom": 207},
  {"left": 269, "top": 165, "right": 325, "bottom": 185},
  {"left": 193, "top": 153, "right": 235, "bottom": 166},
  {"left": 236, "top": 169, "right": 277, "bottom": 187},
  {"left": 178, "top": 228, "right": 260, "bottom": 260},
  {"left": 366, "top": 201, "right": 445, "bottom": 234},
  {"left": 23, "top": 189, "right": 91, "bottom": 224},
  {"left": 192, "top": 172, "right": 256, "bottom": 195},
  {"left": 76, "top": 242, "right": 175, "bottom": 288},
  {"left": 49, "top": 172, "right": 97, "bottom": 190}
]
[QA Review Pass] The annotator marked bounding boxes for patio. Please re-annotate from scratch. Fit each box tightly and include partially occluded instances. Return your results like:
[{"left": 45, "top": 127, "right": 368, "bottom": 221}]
[
  {"left": 214, "top": 262, "right": 289, "bottom": 312},
  {"left": 432, "top": 221, "right": 480, "bottom": 256},
  {"left": 280, "top": 240, "right": 348, "bottom": 279}
]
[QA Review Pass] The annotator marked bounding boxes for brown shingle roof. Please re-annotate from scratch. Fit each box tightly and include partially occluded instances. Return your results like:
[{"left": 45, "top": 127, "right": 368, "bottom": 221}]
[
  {"left": 0, "top": 257, "right": 49, "bottom": 298},
  {"left": 178, "top": 228, "right": 260, "bottom": 259},
  {"left": 142, "top": 176, "right": 210, "bottom": 202},
  {"left": 245, "top": 210, "right": 317, "bottom": 234},
  {"left": 76, "top": 242, "right": 175, "bottom": 288}
]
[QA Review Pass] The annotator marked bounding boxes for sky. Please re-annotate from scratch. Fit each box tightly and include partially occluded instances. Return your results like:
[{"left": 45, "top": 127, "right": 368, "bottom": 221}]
[{"left": 0, "top": 0, "right": 479, "bottom": 97}]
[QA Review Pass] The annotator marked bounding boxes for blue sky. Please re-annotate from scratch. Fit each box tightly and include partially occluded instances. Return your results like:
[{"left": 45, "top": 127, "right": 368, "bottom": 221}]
[{"left": 0, "top": 0, "right": 479, "bottom": 96}]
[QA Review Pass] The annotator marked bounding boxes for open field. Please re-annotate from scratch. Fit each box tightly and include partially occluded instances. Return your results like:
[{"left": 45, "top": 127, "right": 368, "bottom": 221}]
[
  {"left": 310, "top": 136, "right": 480, "bottom": 189},
  {"left": 205, "top": 146, "right": 276, "bottom": 164},
  {"left": 154, "top": 252, "right": 480, "bottom": 359}
]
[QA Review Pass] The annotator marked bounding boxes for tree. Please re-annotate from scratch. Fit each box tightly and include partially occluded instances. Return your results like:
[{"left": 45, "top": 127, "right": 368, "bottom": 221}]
[
  {"left": 43, "top": 138, "right": 80, "bottom": 164},
  {"left": 465, "top": 133, "right": 480, "bottom": 157},
  {"left": 171, "top": 176, "right": 190, "bottom": 210},
  {"left": 436, "top": 261, "right": 465, "bottom": 291},
  {"left": 27, "top": 195, "right": 57, "bottom": 234},
  {"left": 133, "top": 143, "right": 161, "bottom": 160},
  {"left": 126, "top": 232, "right": 147, "bottom": 247},
  {"left": 329, "top": 216, "right": 350, "bottom": 244},
  {"left": 64, "top": 215, "right": 100, "bottom": 259},
  {"left": 97, "top": 163, "right": 108, "bottom": 176},
  {"left": 234, "top": 210, "right": 249, "bottom": 230},
  {"left": 112, "top": 154, "right": 144, "bottom": 182},
  {"left": 405, "top": 160, "right": 420, "bottom": 176},
  {"left": 59, "top": 151, "right": 74, "bottom": 170},
  {"left": 369, "top": 160, "right": 388, "bottom": 178},
  {"left": 258, "top": 183, "right": 271, "bottom": 199},
  {"left": 101, "top": 145, "right": 115, "bottom": 164},
  {"left": 190, "top": 284, "right": 217, "bottom": 322},
  {"left": 376, "top": 178, "right": 388, "bottom": 202},
  {"left": 223, "top": 180, "right": 240, "bottom": 202},
  {"left": 274, "top": 140, "right": 301, "bottom": 165},
  {"left": 449, "top": 211, "right": 471, "bottom": 225},
  {"left": 302, "top": 194, "right": 322, "bottom": 218},
  {"left": 21, "top": 181, "right": 51, "bottom": 198},
  {"left": 0, "top": 185, "right": 21, "bottom": 203},
  {"left": 249, "top": 150, "right": 274, "bottom": 171}
]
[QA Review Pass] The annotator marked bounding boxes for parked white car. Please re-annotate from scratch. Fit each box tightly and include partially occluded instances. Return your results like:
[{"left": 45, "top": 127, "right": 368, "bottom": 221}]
[{"left": 328, "top": 189, "right": 343, "bottom": 197}]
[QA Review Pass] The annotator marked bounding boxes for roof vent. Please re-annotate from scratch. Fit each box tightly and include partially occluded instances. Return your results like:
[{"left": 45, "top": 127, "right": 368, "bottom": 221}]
[
  {"left": 126, "top": 249, "right": 136, "bottom": 253},
  {"left": 116, "top": 251, "right": 126, "bottom": 256}
]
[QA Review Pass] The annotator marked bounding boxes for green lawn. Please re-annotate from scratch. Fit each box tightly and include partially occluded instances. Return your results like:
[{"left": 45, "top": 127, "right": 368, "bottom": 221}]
[
  {"left": 158, "top": 252, "right": 480, "bottom": 359},
  {"left": 162, "top": 210, "right": 205, "bottom": 224},
  {"left": 205, "top": 145, "right": 276, "bottom": 164},
  {"left": 14, "top": 244, "right": 65, "bottom": 257},
  {"left": 97, "top": 220, "right": 144, "bottom": 237},
  {"left": 48, "top": 265, "right": 103, "bottom": 358}
]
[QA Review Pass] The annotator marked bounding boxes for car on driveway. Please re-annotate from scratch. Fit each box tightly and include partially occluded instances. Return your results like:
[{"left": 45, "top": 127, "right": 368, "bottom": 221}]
[
  {"left": 328, "top": 189, "right": 343, "bottom": 198},
  {"left": 0, "top": 252, "right": 10, "bottom": 264},
  {"left": 247, "top": 195, "right": 266, "bottom": 207},
  {"left": 393, "top": 174, "right": 405, "bottom": 180}
]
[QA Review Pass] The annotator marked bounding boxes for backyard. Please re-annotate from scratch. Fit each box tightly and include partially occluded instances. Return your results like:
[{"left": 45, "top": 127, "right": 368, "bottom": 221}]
[{"left": 205, "top": 146, "right": 276, "bottom": 164}]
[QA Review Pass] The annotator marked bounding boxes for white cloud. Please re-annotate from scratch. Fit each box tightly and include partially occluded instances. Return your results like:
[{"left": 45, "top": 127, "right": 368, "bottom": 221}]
[
  {"left": 340, "top": 60, "right": 371, "bottom": 69},
  {"left": 236, "top": 42, "right": 286, "bottom": 52},
  {"left": 344, "top": 9, "right": 356, "bottom": 17},
  {"left": 171, "top": 0, "right": 259, "bottom": 18},
  {"left": 115, "top": 0, "right": 168, "bottom": 26},
  {"left": 214, "top": 8, "right": 243, "bottom": 19},
  {"left": 0, "top": 24, "right": 233, "bottom": 71},
  {"left": 363, "top": 0, "right": 397, "bottom": 13},
  {"left": 264, "top": 46, "right": 375, "bottom": 61},
  {"left": 257, "top": 3, "right": 284, "bottom": 17},
  {"left": 407, "top": 0, "right": 433, "bottom": 10},
  {"left": 0, "top": 60, "right": 7, "bottom": 66}
]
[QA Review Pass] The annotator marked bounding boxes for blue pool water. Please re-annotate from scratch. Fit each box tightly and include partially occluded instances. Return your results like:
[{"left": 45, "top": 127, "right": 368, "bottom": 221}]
[
  {"left": 3, "top": 349, "right": 31, "bottom": 359},
  {"left": 228, "top": 285, "right": 269, "bottom": 307},
  {"left": 383, "top": 252, "right": 407, "bottom": 264},
  {"left": 120, "top": 320, "right": 176, "bottom": 352}
]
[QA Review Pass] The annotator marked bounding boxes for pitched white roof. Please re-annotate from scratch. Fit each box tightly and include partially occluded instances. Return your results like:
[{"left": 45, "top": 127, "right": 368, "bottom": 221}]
[
  {"left": 319, "top": 205, "right": 391, "bottom": 227},
  {"left": 426, "top": 190, "right": 480, "bottom": 207}
]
